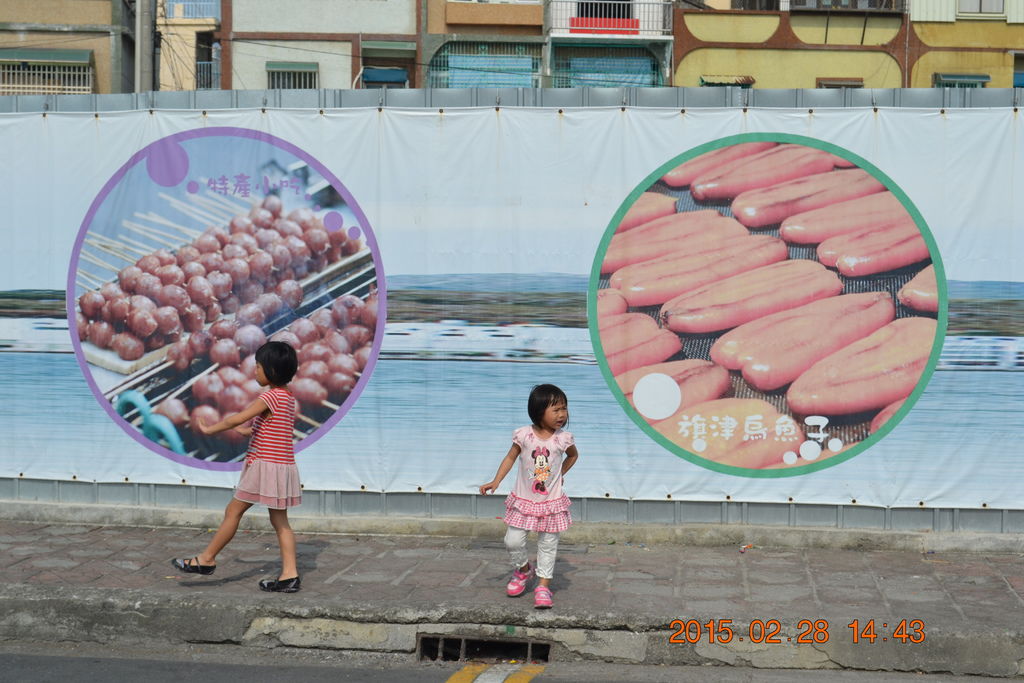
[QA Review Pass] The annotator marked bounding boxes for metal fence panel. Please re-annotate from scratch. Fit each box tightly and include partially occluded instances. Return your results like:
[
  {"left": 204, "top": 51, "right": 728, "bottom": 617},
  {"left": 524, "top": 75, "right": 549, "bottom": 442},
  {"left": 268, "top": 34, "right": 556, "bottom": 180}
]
[
  {"left": 635, "top": 86, "right": 679, "bottom": 107},
  {"left": 384, "top": 88, "right": 429, "bottom": 107},
  {"left": 850, "top": 87, "right": 898, "bottom": 107},
  {"left": 537, "top": 87, "right": 586, "bottom": 107},
  {"left": 194, "top": 89, "right": 235, "bottom": 110},
  {"left": 429, "top": 88, "right": 476, "bottom": 108},
  {"left": 802, "top": 88, "right": 847, "bottom": 108},
  {"left": 750, "top": 89, "right": 800, "bottom": 108},
  {"left": 679, "top": 87, "right": 730, "bottom": 107}
]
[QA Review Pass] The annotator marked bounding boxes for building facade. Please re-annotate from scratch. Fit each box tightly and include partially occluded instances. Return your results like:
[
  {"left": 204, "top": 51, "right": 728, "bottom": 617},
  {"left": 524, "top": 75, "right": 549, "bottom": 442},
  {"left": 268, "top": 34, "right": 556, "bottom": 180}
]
[
  {"left": 0, "top": 0, "right": 137, "bottom": 95},
  {"left": 216, "top": 0, "right": 419, "bottom": 91},
  {"left": 423, "top": 0, "right": 709, "bottom": 90},
  {"left": 157, "top": 0, "right": 220, "bottom": 90},
  {"left": 675, "top": 0, "right": 1024, "bottom": 90}
]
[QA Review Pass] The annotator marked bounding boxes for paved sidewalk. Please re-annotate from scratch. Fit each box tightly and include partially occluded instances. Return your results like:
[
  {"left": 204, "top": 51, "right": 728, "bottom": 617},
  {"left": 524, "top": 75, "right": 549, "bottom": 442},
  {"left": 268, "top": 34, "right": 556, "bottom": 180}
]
[{"left": 0, "top": 520, "right": 1021, "bottom": 677}]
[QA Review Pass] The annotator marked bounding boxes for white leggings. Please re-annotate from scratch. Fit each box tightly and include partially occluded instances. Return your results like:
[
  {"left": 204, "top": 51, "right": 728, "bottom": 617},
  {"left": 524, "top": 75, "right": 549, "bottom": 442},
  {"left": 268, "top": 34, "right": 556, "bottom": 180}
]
[{"left": 504, "top": 526, "right": 560, "bottom": 579}]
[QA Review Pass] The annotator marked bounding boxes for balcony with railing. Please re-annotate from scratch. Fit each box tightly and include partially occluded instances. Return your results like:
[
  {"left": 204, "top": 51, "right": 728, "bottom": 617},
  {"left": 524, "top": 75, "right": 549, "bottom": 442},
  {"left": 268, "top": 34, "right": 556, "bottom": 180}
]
[
  {"left": 787, "top": 0, "right": 906, "bottom": 12},
  {"left": 196, "top": 61, "right": 219, "bottom": 89},
  {"left": 167, "top": 0, "right": 221, "bottom": 20},
  {"left": 548, "top": 0, "right": 672, "bottom": 38}
]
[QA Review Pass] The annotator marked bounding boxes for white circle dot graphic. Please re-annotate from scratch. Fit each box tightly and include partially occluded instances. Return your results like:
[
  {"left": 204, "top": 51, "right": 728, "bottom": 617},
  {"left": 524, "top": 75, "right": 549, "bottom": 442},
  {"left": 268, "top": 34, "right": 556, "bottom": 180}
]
[
  {"left": 632, "top": 373, "right": 682, "bottom": 421},
  {"left": 692, "top": 438, "right": 707, "bottom": 453},
  {"left": 783, "top": 451, "right": 798, "bottom": 465},
  {"left": 827, "top": 437, "right": 844, "bottom": 453},
  {"left": 799, "top": 440, "right": 822, "bottom": 461}
]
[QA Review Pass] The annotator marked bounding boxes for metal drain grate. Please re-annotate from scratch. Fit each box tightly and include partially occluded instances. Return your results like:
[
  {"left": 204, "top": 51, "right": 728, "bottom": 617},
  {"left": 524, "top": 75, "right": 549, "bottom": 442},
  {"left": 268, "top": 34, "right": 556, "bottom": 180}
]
[{"left": 417, "top": 633, "right": 551, "bottom": 662}]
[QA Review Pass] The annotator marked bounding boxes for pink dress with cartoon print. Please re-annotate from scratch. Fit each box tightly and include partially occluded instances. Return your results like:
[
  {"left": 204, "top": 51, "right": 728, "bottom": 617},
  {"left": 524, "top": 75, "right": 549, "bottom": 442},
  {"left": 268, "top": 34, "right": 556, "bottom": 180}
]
[{"left": 504, "top": 426, "right": 573, "bottom": 533}]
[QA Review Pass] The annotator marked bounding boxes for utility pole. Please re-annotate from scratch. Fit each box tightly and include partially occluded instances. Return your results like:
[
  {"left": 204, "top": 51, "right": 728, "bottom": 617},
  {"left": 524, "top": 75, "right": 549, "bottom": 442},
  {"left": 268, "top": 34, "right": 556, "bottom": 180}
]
[{"left": 135, "top": 0, "right": 154, "bottom": 92}]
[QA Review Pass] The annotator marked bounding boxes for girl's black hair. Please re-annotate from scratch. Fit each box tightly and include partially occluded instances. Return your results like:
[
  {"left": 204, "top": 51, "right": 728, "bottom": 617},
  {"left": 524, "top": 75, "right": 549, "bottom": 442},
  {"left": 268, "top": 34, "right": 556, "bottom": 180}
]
[
  {"left": 254, "top": 341, "right": 298, "bottom": 386},
  {"left": 528, "top": 384, "right": 568, "bottom": 426}
]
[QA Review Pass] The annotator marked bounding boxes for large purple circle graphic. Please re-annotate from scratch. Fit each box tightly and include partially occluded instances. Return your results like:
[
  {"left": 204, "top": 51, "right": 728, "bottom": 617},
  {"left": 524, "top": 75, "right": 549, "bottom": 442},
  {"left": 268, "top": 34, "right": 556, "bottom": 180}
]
[{"left": 67, "top": 128, "right": 386, "bottom": 471}]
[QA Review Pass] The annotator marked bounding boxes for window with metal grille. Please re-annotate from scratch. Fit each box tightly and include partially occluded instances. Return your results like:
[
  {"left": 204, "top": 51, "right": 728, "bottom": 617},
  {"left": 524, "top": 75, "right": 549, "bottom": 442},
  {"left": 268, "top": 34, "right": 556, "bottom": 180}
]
[
  {"left": 0, "top": 62, "right": 93, "bottom": 95},
  {"left": 577, "top": 0, "right": 633, "bottom": 19},
  {"left": 551, "top": 46, "right": 661, "bottom": 88},
  {"left": 817, "top": 77, "right": 864, "bottom": 88},
  {"left": 266, "top": 62, "right": 318, "bottom": 89},
  {"left": 427, "top": 42, "right": 541, "bottom": 88},
  {"left": 933, "top": 73, "right": 990, "bottom": 88},
  {"left": 732, "top": 0, "right": 780, "bottom": 9},
  {"left": 958, "top": 0, "right": 1004, "bottom": 12}
]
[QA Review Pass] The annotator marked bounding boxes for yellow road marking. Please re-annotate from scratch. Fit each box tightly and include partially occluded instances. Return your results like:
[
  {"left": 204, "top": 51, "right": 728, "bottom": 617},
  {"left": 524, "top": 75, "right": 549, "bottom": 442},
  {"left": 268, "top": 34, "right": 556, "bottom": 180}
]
[
  {"left": 446, "top": 662, "right": 491, "bottom": 682},
  {"left": 504, "top": 663, "right": 546, "bottom": 682}
]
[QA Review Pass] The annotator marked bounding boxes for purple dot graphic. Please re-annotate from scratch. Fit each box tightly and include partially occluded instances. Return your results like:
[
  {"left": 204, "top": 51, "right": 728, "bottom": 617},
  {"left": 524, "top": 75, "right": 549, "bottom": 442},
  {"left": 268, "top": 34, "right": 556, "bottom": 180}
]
[
  {"left": 348, "top": 226, "right": 362, "bottom": 240},
  {"left": 323, "top": 211, "right": 344, "bottom": 232},
  {"left": 314, "top": 204, "right": 321, "bottom": 211},
  {"left": 305, "top": 193, "right": 312, "bottom": 200},
  {"left": 145, "top": 139, "right": 190, "bottom": 187},
  {"left": 186, "top": 180, "right": 200, "bottom": 194}
]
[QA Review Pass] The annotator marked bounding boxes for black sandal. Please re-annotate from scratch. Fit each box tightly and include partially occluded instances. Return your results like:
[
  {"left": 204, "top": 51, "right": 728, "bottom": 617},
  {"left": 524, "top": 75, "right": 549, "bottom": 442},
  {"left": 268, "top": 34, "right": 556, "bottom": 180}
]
[
  {"left": 171, "top": 556, "right": 216, "bottom": 575},
  {"left": 259, "top": 576, "right": 301, "bottom": 593}
]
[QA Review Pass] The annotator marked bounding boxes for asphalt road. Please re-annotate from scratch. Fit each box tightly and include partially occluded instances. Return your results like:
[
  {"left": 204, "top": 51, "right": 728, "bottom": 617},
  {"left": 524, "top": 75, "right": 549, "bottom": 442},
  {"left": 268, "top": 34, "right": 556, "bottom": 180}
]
[{"left": 0, "top": 641, "right": 1005, "bottom": 683}]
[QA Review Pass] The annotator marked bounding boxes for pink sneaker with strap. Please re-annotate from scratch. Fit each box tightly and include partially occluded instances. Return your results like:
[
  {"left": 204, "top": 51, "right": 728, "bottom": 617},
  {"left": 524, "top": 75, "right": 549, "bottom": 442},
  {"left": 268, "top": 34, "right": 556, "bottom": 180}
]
[
  {"left": 534, "top": 585, "right": 553, "bottom": 609},
  {"left": 506, "top": 564, "right": 534, "bottom": 597}
]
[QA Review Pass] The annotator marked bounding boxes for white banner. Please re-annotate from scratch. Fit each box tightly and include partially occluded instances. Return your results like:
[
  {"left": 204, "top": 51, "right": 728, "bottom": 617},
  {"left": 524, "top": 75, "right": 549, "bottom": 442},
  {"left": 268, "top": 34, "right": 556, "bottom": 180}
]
[{"left": 0, "top": 106, "right": 1020, "bottom": 508}]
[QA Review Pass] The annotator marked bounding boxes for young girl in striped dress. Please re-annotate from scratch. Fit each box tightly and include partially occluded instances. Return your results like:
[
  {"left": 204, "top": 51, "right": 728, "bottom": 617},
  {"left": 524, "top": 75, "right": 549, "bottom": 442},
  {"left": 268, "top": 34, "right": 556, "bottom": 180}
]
[
  {"left": 479, "top": 384, "right": 580, "bottom": 609},
  {"left": 172, "top": 341, "right": 303, "bottom": 593}
]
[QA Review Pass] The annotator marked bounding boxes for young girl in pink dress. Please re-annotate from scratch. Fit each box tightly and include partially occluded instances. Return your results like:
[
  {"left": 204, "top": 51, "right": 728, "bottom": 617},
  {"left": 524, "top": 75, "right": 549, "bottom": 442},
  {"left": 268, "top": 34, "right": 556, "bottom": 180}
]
[
  {"left": 480, "top": 384, "right": 580, "bottom": 609},
  {"left": 171, "top": 341, "right": 303, "bottom": 593}
]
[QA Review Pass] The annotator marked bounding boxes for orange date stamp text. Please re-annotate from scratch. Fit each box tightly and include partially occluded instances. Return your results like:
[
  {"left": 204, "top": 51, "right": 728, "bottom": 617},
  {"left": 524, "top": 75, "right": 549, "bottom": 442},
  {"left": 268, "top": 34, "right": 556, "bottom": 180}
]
[{"left": 667, "top": 618, "right": 925, "bottom": 645}]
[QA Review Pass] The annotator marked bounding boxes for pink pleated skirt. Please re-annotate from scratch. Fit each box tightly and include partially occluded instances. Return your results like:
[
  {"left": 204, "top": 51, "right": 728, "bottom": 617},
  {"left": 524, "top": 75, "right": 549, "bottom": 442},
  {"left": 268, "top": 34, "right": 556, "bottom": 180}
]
[{"left": 234, "top": 458, "right": 302, "bottom": 509}]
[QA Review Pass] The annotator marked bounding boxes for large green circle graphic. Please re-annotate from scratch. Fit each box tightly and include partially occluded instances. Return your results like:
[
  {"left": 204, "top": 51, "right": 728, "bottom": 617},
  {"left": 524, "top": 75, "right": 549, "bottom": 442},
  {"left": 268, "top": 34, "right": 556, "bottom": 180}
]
[{"left": 588, "top": 134, "right": 947, "bottom": 477}]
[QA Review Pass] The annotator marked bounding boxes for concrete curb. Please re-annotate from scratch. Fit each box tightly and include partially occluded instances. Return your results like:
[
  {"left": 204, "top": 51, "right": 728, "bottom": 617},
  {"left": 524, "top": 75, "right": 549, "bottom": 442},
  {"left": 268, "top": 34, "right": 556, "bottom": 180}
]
[
  {"left": 3, "top": 500, "right": 1024, "bottom": 553},
  {"left": 1, "top": 584, "right": 1022, "bottom": 676}
]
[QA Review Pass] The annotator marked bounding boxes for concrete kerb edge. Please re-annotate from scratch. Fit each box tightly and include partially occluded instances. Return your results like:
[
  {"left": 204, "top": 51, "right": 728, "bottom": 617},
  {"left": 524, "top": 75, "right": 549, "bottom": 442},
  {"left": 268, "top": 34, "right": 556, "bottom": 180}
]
[
  {"left": 2, "top": 584, "right": 1023, "bottom": 675},
  {"left": 2, "top": 500, "right": 1024, "bottom": 553}
]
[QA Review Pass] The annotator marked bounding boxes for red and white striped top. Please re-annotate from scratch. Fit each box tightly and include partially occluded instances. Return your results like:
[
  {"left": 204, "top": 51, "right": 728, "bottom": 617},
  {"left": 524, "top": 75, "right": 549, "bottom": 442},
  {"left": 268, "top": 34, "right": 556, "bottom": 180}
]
[{"left": 247, "top": 387, "right": 296, "bottom": 464}]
